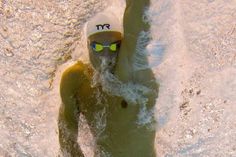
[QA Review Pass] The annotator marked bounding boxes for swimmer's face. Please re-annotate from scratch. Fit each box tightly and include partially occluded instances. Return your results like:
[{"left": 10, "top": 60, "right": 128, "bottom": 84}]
[{"left": 87, "top": 32, "right": 122, "bottom": 72}]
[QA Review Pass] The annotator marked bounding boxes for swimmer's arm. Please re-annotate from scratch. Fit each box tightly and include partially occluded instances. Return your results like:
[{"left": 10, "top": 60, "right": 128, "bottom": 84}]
[
  {"left": 58, "top": 63, "right": 85, "bottom": 156},
  {"left": 115, "top": 0, "right": 150, "bottom": 82}
]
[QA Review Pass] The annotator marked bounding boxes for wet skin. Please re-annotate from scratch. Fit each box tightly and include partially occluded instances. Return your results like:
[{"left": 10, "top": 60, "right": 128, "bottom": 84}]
[
  {"left": 59, "top": 61, "right": 156, "bottom": 157},
  {"left": 58, "top": 0, "right": 158, "bottom": 156},
  {"left": 115, "top": 0, "right": 154, "bottom": 87},
  {"left": 87, "top": 32, "right": 122, "bottom": 72},
  {"left": 58, "top": 32, "right": 122, "bottom": 157}
]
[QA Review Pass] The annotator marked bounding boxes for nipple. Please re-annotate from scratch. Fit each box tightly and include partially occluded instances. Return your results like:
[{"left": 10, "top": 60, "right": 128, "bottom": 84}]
[{"left": 121, "top": 100, "right": 128, "bottom": 108}]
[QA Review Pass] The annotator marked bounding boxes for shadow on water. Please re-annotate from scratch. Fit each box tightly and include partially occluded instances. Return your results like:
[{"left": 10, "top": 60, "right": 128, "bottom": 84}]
[{"left": 57, "top": 0, "right": 159, "bottom": 157}]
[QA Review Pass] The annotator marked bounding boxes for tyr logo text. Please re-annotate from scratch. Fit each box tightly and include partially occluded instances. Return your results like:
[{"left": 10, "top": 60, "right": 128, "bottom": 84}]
[{"left": 96, "top": 24, "right": 110, "bottom": 30}]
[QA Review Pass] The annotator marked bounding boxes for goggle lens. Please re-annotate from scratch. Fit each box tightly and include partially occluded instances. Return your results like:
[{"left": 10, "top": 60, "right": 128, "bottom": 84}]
[
  {"left": 91, "top": 41, "right": 121, "bottom": 52},
  {"left": 94, "top": 44, "right": 103, "bottom": 52},
  {"left": 109, "top": 43, "right": 117, "bottom": 51}
]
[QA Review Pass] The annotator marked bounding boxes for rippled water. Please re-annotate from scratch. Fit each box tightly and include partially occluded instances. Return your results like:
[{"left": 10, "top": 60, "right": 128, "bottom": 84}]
[
  {"left": 1, "top": 0, "right": 236, "bottom": 156},
  {"left": 149, "top": 0, "right": 236, "bottom": 156},
  {"left": 0, "top": 0, "right": 110, "bottom": 156}
]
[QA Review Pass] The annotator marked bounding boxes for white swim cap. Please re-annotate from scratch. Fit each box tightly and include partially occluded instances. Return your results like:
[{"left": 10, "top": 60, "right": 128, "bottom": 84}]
[{"left": 86, "top": 12, "right": 123, "bottom": 38}]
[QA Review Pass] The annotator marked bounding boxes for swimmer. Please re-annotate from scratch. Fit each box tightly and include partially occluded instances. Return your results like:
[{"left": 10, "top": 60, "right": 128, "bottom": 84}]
[{"left": 58, "top": 0, "right": 158, "bottom": 156}]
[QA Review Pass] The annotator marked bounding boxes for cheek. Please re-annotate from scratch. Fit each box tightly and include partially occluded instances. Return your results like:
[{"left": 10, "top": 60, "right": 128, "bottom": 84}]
[
  {"left": 111, "top": 51, "right": 119, "bottom": 57},
  {"left": 108, "top": 56, "right": 117, "bottom": 67},
  {"left": 89, "top": 52, "right": 102, "bottom": 66}
]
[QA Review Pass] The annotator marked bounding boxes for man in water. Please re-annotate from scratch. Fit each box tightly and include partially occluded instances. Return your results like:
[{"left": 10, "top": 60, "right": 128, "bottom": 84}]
[{"left": 58, "top": 0, "right": 158, "bottom": 156}]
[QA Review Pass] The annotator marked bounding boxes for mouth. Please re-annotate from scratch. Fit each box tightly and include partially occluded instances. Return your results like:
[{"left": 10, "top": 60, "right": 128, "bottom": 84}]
[{"left": 100, "top": 57, "right": 116, "bottom": 72}]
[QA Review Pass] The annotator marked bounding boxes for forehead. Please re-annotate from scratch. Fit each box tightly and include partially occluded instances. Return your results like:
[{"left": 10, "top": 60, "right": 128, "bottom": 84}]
[{"left": 88, "top": 32, "right": 122, "bottom": 43}]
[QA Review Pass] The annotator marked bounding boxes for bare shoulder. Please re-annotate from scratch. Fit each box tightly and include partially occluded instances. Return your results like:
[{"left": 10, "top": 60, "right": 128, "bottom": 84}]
[
  {"left": 60, "top": 61, "right": 90, "bottom": 90},
  {"left": 62, "top": 61, "right": 86, "bottom": 77}
]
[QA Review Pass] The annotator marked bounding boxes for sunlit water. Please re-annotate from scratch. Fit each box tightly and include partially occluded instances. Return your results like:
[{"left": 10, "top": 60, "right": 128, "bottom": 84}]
[{"left": 0, "top": 0, "right": 236, "bottom": 156}]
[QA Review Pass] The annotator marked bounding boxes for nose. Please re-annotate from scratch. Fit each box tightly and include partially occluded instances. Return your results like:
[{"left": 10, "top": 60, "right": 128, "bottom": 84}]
[
  {"left": 102, "top": 47, "right": 110, "bottom": 57},
  {"left": 100, "top": 49, "right": 116, "bottom": 65}
]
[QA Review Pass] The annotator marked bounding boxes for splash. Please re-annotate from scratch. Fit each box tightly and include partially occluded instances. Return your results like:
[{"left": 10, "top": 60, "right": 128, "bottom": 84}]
[
  {"left": 92, "top": 57, "right": 155, "bottom": 125},
  {"left": 133, "top": 30, "right": 151, "bottom": 71}
]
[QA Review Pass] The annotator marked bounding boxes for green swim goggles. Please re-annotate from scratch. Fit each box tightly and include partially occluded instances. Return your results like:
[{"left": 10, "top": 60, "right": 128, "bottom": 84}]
[{"left": 90, "top": 41, "right": 121, "bottom": 52}]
